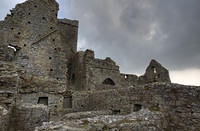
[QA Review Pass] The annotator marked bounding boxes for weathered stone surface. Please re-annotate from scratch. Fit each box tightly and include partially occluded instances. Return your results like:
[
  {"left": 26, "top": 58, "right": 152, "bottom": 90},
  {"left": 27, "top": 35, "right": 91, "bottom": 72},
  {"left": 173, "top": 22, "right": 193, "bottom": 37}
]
[
  {"left": 69, "top": 51, "right": 171, "bottom": 91},
  {"left": 71, "top": 83, "right": 200, "bottom": 130},
  {"left": 0, "top": 106, "right": 9, "bottom": 131},
  {"left": 9, "top": 104, "right": 49, "bottom": 131},
  {"left": 35, "top": 109, "right": 165, "bottom": 131},
  {"left": 61, "top": 110, "right": 113, "bottom": 120},
  {"left": 138, "top": 59, "right": 171, "bottom": 84}
]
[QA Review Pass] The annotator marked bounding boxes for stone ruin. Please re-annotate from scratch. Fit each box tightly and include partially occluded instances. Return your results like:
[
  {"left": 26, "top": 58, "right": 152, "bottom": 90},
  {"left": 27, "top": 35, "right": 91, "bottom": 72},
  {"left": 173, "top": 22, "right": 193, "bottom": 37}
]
[{"left": 0, "top": 0, "right": 200, "bottom": 131}]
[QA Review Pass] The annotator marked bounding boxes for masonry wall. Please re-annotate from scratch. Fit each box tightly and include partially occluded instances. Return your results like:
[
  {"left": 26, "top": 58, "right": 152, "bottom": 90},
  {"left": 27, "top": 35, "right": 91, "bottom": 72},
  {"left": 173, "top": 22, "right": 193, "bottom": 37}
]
[
  {"left": 120, "top": 73, "right": 138, "bottom": 87},
  {"left": 68, "top": 51, "right": 86, "bottom": 91},
  {"left": 69, "top": 50, "right": 122, "bottom": 91},
  {"left": 0, "top": 1, "right": 79, "bottom": 130},
  {"left": 85, "top": 57, "right": 121, "bottom": 90},
  {"left": 9, "top": 104, "right": 49, "bottom": 131},
  {"left": 0, "top": 106, "right": 9, "bottom": 131},
  {"left": 72, "top": 83, "right": 200, "bottom": 130},
  {"left": 0, "top": 0, "right": 78, "bottom": 88},
  {"left": 69, "top": 50, "right": 171, "bottom": 92}
]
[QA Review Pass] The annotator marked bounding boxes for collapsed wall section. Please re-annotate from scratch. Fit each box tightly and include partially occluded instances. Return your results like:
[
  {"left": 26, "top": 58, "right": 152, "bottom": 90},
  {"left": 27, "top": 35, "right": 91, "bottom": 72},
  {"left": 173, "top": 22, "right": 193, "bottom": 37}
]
[{"left": 69, "top": 50, "right": 171, "bottom": 91}]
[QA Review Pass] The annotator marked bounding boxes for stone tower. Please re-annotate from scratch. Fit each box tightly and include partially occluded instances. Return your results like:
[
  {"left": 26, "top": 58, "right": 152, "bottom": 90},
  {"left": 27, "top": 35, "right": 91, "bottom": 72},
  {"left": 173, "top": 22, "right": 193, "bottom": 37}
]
[
  {"left": 0, "top": 0, "right": 78, "bottom": 85},
  {"left": 0, "top": 0, "right": 79, "bottom": 122}
]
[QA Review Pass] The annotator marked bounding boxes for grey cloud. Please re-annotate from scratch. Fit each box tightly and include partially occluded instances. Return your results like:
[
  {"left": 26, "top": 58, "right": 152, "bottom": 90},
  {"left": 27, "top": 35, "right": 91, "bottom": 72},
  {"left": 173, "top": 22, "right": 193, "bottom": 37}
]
[
  {"left": 1, "top": 0, "right": 200, "bottom": 75},
  {"left": 65, "top": 0, "right": 200, "bottom": 74}
]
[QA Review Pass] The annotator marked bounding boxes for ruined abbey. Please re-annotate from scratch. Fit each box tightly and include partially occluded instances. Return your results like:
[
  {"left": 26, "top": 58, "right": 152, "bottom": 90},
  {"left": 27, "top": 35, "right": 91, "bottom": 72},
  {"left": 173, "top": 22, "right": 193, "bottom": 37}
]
[{"left": 0, "top": 0, "right": 200, "bottom": 131}]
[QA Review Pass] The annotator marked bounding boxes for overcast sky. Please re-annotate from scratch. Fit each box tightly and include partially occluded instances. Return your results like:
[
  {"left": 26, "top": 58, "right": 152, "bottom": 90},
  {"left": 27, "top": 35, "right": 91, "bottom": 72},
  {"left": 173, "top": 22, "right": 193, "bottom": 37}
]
[{"left": 1, "top": 0, "right": 200, "bottom": 86}]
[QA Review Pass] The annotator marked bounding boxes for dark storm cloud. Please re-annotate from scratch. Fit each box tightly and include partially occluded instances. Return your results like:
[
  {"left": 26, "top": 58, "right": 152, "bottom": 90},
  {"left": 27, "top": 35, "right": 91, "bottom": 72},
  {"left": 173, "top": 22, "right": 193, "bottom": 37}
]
[
  {"left": 0, "top": 0, "right": 200, "bottom": 75},
  {"left": 64, "top": 0, "right": 200, "bottom": 74},
  {"left": 0, "top": 0, "right": 26, "bottom": 20}
]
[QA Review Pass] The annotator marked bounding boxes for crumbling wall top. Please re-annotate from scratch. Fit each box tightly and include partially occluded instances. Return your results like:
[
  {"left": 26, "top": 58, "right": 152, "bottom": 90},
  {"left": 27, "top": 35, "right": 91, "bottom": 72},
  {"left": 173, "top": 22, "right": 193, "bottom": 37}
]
[
  {"left": 84, "top": 49, "right": 95, "bottom": 59},
  {"left": 59, "top": 19, "right": 79, "bottom": 27},
  {"left": 141, "top": 59, "right": 171, "bottom": 83}
]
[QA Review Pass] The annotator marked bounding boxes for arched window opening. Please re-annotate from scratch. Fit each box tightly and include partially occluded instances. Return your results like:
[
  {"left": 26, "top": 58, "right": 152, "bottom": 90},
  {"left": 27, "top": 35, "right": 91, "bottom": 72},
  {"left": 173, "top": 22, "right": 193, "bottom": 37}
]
[
  {"left": 152, "top": 66, "right": 157, "bottom": 74},
  {"left": 124, "top": 75, "right": 128, "bottom": 79},
  {"left": 103, "top": 78, "right": 115, "bottom": 86}
]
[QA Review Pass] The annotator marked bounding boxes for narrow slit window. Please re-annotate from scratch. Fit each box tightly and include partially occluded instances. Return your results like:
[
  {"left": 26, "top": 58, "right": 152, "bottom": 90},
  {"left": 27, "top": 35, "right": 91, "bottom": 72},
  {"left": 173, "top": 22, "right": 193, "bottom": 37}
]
[
  {"left": 71, "top": 74, "right": 75, "bottom": 84},
  {"left": 152, "top": 66, "right": 157, "bottom": 74},
  {"left": 124, "top": 75, "right": 128, "bottom": 79}
]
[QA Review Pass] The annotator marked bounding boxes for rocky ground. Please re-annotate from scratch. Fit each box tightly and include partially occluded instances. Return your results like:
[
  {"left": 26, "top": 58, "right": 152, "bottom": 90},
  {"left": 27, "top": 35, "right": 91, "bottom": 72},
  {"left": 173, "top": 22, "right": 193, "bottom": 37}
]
[{"left": 35, "top": 109, "right": 166, "bottom": 131}]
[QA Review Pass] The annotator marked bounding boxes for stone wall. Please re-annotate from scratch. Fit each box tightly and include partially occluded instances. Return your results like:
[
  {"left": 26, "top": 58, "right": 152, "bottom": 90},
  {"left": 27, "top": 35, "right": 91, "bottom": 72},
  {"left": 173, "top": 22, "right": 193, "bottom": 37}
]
[
  {"left": 0, "top": 106, "right": 9, "bottom": 131},
  {"left": 9, "top": 104, "right": 49, "bottom": 131},
  {"left": 0, "top": 0, "right": 78, "bottom": 89},
  {"left": 138, "top": 59, "right": 171, "bottom": 84},
  {"left": 69, "top": 50, "right": 171, "bottom": 91},
  {"left": 69, "top": 49, "right": 123, "bottom": 91},
  {"left": 68, "top": 51, "right": 86, "bottom": 91},
  {"left": 0, "top": 0, "right": 78, "bottom": 130},
  {"left": 72, "top": 83, "right": 200, "bottom": 130},
  {"left": 120, "top": 73, "right": 138, "bottom": 87}
]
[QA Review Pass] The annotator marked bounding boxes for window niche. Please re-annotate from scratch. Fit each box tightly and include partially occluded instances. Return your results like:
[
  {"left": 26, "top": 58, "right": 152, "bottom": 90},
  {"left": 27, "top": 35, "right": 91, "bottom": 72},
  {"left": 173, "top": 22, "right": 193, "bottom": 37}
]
[
  {"left": 38, "top": 97, "right": 48, "bottom": 106},
  {"left": 133, "top": 104, "right": 142, "bottom": 112},
  {"left": 112, "top": 109, "right": 121, "bottom": 115},
  {"left": 63, "top": 96, "right": 72, "bottom": 108}
]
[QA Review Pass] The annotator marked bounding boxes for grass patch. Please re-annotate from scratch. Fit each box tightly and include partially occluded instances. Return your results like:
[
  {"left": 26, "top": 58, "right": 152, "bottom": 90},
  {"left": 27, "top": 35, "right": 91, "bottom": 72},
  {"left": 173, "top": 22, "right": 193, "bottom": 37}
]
[{"left": 149, "top": 106, "right": 160, "bottom": 112}]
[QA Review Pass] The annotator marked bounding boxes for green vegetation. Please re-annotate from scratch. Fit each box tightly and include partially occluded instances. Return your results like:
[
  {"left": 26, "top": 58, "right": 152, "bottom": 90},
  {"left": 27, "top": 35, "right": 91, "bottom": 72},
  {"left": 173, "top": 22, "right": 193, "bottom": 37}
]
[{"left": 149, "top": 106, "right": 160, "bottom": 112}]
